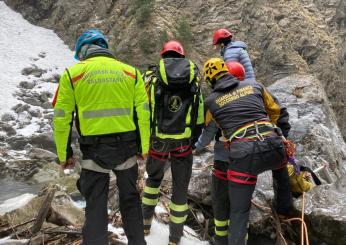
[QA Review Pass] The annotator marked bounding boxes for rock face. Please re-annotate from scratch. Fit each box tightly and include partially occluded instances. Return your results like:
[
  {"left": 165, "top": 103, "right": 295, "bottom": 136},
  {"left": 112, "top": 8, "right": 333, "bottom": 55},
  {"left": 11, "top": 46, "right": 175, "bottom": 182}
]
[
  {"left": 3, "top": 0, "right": 346, "bottom": 140},
  {"left": 269, "top": 74, "right": 346, "bottom": 179}
]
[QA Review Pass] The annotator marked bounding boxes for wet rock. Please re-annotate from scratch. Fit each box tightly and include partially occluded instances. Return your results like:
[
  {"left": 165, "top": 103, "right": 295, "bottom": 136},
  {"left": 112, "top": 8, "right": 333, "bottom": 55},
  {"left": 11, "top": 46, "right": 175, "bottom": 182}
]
[
  {"left": 21, "top": 64, "right": 46, "bottom": 78},
  {"left": 1, "top": 112, "right": 16, "bottom": 122},
  {"left": 28, "top": 147, "right": 57, "bottom": 161},
  {"left": 19, "top": 80, "right": 36, "bottom": 89},
  {"left": 29, "top": 133, "right": 56, "bottom": 153}
]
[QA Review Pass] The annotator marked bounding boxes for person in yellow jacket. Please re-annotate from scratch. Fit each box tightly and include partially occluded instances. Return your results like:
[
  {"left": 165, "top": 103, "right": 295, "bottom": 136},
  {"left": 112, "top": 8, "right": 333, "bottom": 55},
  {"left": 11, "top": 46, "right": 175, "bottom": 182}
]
[
  {"left": 53, "top": 29, "right": 149, "bottom": 245},
  {"left": 141, "top": 40, "right": 204, "bottom": 245}
]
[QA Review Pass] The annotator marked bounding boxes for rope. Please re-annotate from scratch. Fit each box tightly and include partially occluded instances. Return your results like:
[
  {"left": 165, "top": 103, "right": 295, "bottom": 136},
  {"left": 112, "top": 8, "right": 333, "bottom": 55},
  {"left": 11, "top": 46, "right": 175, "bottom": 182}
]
[
  {"left": 283, "top": 192, "right": 309, "bottom": 245},
  {"left": 252, "top": 192, "right": 309, "bottom": 245}
]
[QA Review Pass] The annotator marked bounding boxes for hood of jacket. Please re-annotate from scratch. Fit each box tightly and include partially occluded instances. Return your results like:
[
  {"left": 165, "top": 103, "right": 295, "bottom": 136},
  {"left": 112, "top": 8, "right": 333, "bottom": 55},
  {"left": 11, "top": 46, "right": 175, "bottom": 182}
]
[
  {"left": 213, "top": 74, "right": 240, "bottom": 92},
  {"left": 228, "top": 41, "right": 247, "bottom": 49},
  {"left": 81, "top": 45, "right": 115, "bottom": 60}
]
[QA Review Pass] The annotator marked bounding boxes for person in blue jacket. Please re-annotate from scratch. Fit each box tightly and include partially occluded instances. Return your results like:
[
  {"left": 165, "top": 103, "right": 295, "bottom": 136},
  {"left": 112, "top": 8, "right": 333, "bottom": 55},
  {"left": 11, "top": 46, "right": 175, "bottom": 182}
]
[{"left": 212, "top": 28, "right": 255, "bottom": 80}]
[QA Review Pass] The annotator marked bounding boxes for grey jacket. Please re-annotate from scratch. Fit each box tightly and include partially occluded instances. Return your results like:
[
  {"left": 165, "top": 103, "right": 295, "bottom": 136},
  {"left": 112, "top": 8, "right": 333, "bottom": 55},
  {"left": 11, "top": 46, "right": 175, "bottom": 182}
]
[
  {"left": 222, "top": 41, "right": 255, "bottom": 80},
  {"left": 194, "top": 120, "right": 229, "bottom": 163}
]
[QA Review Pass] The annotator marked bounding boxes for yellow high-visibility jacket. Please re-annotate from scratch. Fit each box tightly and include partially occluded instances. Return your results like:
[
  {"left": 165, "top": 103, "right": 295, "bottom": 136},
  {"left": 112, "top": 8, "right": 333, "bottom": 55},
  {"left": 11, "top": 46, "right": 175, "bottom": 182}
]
[{"left": 53, "top": 56, "right": 150, "bottom": 162}]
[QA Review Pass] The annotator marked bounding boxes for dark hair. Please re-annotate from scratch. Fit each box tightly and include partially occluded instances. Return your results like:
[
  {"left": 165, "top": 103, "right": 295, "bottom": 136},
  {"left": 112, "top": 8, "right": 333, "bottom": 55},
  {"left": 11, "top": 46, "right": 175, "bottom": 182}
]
[
  {"left": 218, "top": 37, "right": 232, "bottom": 46},
  {"left": 161, "top": 51, "right": 185, "bottom": 58}
]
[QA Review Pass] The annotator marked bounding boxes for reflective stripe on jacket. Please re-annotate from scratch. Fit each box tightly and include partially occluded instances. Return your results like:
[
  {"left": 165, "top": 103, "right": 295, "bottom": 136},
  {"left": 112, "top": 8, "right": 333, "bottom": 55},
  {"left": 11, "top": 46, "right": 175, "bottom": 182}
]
[{"left": 53, "top": 56, "right": 150, "bottom": 161}]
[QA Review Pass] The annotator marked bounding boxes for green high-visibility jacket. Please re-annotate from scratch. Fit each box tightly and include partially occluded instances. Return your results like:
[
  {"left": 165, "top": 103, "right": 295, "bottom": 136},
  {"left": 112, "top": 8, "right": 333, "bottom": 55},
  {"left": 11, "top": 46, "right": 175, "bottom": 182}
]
[{"left": 53, "top": 56, "right": 150, "bottom": 162}]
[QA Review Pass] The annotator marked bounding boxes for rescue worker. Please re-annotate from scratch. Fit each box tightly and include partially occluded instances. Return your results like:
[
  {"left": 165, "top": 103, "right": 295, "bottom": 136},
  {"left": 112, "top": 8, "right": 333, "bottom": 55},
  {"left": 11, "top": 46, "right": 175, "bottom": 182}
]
[
  {"left": 141, "top": 40, "right": 204, "bottom": 245},
  {"left": 213, "top": 28, "right": 255, "bottom": 80},
  {"left": 53, "top": 29, "right": 150, "bottom": 245},
  {"left": 193, "top": 62, "right": 246, "bottom": 245},
  {"left": 203, "top": 58, "right": 291, "bottom": 245}
]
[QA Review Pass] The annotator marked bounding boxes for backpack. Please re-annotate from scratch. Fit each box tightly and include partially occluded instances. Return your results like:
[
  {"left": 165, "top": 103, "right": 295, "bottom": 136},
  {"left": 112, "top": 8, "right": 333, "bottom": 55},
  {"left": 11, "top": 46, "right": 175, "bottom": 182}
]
[{"left": 144, "top": 58, "right": 201, "bottom": 136}]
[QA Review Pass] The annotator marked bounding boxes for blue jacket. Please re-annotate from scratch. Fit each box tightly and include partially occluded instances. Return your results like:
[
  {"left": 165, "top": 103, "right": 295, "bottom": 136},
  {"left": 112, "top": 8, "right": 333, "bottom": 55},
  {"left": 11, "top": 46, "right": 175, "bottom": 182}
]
[{"left": 222, "top": 41, "right": 255, "bottom": 80}]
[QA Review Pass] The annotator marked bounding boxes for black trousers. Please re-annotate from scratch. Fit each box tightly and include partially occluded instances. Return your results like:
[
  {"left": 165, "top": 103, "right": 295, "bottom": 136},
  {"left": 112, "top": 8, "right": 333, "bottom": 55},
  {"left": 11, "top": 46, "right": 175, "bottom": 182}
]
[
  {"left": 226, "top": 136, "right": 290, "bottom": 245},
  {"left": 77, "top": 164, "right": 146, "bottom": 245},
  {"left": 142, "top": 139, "right": 193, "bottom": 244}
]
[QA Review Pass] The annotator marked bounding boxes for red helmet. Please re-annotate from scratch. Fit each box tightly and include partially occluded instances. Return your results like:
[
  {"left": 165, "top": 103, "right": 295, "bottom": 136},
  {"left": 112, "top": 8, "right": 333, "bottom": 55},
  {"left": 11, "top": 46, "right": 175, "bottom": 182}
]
[
  {"left": 160, "top": 40, "right": 185, "bottom": 57},
  {"left": 212, "top": 28, "right": 233, "bottom": 45},
  {"left": 226, "top": 61, "right": 245, "bottom": 81}
]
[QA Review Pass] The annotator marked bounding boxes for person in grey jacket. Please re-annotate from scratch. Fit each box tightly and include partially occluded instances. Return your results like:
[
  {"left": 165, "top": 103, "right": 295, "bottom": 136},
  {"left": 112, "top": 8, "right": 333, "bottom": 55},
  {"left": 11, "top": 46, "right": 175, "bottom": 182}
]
[{"left": 212, "top": 28, "right": 255, "bottom": 80}]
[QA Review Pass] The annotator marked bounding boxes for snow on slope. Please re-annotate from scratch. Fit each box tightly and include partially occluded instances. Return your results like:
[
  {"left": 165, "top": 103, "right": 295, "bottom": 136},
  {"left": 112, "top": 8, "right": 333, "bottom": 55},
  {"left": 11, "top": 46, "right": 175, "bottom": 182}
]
[{"left": 0, "top": 1, "right": 74, "bottom": 115}]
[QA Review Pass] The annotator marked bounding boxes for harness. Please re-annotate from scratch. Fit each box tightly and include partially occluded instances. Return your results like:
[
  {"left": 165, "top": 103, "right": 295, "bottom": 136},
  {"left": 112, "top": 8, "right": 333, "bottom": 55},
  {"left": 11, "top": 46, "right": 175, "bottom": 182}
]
[{"left": 224, "top": 120, "right": 279, "bottom": 185}]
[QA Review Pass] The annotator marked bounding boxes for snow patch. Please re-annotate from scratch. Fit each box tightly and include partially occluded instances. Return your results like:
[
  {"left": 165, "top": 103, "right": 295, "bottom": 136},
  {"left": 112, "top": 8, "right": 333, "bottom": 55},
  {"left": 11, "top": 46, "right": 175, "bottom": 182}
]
[
  {"left": 0, "top": 193, "right": 36, "bottom": 215},
  {"left": 0, "top": 2, "right": 74, "bottom": 115}
]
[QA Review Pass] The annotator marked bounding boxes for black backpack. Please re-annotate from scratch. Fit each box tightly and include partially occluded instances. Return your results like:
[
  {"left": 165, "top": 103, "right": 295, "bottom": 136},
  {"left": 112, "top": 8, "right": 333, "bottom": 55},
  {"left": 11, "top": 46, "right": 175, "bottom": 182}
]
[{"left": 147, "top": 58, "right": 200, "bottom": 136}]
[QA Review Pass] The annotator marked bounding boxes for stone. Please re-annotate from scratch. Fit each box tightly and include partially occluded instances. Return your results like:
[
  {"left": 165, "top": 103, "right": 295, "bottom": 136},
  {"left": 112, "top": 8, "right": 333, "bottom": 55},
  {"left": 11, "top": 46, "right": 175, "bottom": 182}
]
[
  {"left": 29, "top": 133, "right": 56, "bottom": 153},
  {"left": 0, "top": 123, "right": 16, "bottom": 136},
  {"left": 21, "top": 64, "right": 46, "bottom": 78},
  {"left": 1, "top": 112, "right": 16, "bottom": 122},
  {"left": 28, "top": 108, "right": 42, "bottom": 118},
  {"left": 17, "top": 111, "right": 32, "bottom": 125},
  {"left": 7, "top": 136, "right": 29, "bottom": 150},
  {"left": 41, "top": 101, "right": 52, "bottom": 109},
  {"left": 22, "top": 97, "right": 42, "bottom": 107},
  {"left": 14, "top": 104, "right": 30, "bottom": 113},
  {"left": 19, "top": 80, "right": 35, "bottom": 89},
  {"left": 28, "top": 147, "right": 57, "bottom": 161}
]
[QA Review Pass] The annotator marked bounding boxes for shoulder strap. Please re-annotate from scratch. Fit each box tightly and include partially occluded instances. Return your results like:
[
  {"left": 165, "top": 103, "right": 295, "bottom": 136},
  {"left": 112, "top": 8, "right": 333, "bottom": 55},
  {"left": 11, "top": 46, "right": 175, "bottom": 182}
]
[{"left": 65, "top": 68, "right": 74, "bottom": 91}]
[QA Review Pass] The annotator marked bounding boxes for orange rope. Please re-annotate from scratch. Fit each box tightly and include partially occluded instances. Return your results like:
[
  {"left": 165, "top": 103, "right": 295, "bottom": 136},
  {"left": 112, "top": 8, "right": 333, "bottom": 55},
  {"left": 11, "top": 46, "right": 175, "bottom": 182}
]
[
  {"left": 301, "top": 192, "right": 305, "bottom": 245},
  {"left": 283, "top": 192, "right": 309, "bottom": 245},
  {"left": 284, "top": 139, "right": 296, "bottom": 158}
]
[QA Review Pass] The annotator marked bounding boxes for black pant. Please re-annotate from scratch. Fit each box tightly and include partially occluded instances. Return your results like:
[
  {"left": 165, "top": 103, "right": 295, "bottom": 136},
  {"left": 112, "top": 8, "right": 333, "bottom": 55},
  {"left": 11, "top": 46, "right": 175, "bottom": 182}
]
[
  {"left": 227, "top": 136, "right": 289, "bottom": 245},
  {"left": 212, "top": 160, "right": 230, "bottom": 245},
  {"left": 142, "top": 139, "right": 193, "bottom": 244},
  {"left": 77, "top": 164, "right": 146, "bottom": 245}
]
